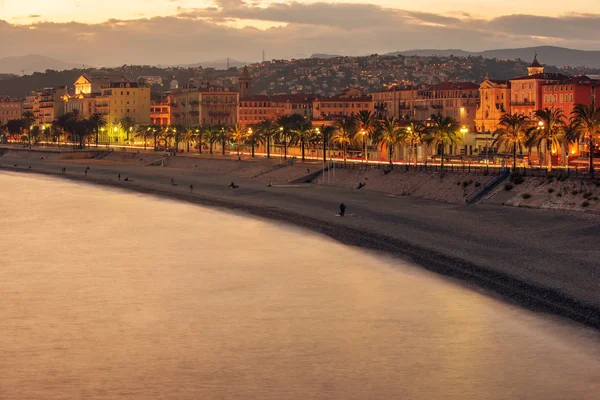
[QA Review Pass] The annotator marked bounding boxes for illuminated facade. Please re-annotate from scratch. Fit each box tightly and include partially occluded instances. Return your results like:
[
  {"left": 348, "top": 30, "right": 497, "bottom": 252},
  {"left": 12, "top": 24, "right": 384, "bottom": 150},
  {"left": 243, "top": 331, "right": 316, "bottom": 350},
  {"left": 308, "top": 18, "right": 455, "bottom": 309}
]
[
  {"left": 0, "top": 97, "right": 23, "bottom": 124},
  {"left": 169, "top": 83, "right": 239, "bottom": 127}
]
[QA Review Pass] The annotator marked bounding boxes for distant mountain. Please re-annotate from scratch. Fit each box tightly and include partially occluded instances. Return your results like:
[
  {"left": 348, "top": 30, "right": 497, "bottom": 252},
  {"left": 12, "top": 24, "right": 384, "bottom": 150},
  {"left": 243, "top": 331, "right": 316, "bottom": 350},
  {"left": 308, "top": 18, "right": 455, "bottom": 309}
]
[
  {"left": 390, "top": 46, "right": 600, "bottom": 68},
  {"left": 180, "top": 59, "right": 247, "bottom": 69},
  {"left": 311, "top": 54, "right": 343, "bottom": 59},
  {"left": 0, "top": 55, "right": 83, "bottom": 75}
]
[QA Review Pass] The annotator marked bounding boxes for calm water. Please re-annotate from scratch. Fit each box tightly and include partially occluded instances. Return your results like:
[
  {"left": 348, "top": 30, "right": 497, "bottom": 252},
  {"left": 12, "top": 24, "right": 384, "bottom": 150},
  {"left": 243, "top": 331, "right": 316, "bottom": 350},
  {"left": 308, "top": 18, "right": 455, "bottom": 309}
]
[{"left": 1, "top": 172, "right": 599, "bottom": 399}]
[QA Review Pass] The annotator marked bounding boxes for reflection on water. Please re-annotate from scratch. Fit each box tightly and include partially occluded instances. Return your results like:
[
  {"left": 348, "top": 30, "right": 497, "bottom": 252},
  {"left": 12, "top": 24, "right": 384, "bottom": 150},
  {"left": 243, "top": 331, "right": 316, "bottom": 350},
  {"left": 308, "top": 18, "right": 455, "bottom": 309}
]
[{"left": 1, "top": 172, "right": 599, "bottom": 399}]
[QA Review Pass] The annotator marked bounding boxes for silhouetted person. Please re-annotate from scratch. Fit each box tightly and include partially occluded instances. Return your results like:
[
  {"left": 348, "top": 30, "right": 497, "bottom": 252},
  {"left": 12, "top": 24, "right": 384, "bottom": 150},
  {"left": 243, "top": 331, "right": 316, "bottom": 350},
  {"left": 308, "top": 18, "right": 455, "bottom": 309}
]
[
  {"left": 267, "top": 181, "right": 273, "bottom": 187},
  {"left": 28, "top": 165, "right": 31, "bottom": 169},
  {"left": 124, "top": 177, "right": 129, "bottom": 181},
  {"left": 190, "top": 184, "right": 194, "bottom": 193},
  {"left": 229, "top": 182, "right": 239, "bottom": 189},
  {"left": 306, "top": 168, "right": 310, "bottom": 173},
  {"left": 170, "top": 177, "right": 174, "bottom": 185},
  {"left": 339, "top": 203, "right": 346, "bottom": 217},
  {"left": 357, "top": 182, "right": 365, "bottom": 189},
  {"left": 118, "top": 173, "right": 121, "bottom": 181},
  {"left": 84, "top": 169, "right": 87, "bottom": 176}
]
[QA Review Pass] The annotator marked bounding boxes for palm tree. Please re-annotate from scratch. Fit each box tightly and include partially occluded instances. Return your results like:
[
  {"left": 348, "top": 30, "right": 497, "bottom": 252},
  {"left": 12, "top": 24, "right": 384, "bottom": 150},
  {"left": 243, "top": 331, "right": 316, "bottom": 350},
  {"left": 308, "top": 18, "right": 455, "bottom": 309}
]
[
  {"left": 319, "top": 124, "right": 335, "bottom": 162},
  {"left": 355, "top": 110, "right": 377, "bottom": 162},
  {"left": 376, "top": 117, "right": 401, "bottom": 164},
  {"left": 276, "top": 114, "right": 304, "bottom": 159},
  {"left": 568, "top": 101, "right": 600, "bottom": 178},
  {"left": 424, "top": 114, "right": 459, "bottom": 168},
  {"left": 402, "top": 120, "right": 427, "bottom": 167},
  {"left": 493, "top": 113, "right": 531, "bottom": 169},
  {"left": 258, "top": 118, "right": 277, "bottom": 159},
  {"left": 290, "top": 122, "right": 313, "bottom": 161},
  {"left": 22, "top": 111, "right": 35, "bottom": 146},
  {"left": 216, "top": 126, "right": 228, "bottom": 155},
  {"left": 245, "top": 124, "right": 263, "bottom": 158},
  {"left": 89, "top": 113, "right": 106, "bottom": 147},
  {"left": 533, "top": 108, "right": 566, "bottom": 171},
  {"left": 331, "top": 117, "right": 357, "bottom": 165},
  {"left": 229, "top": 123, "right": 246, "bottom": 157},
  {"left": 194, "top": 126, "right": 203, "bottom": 154},
  {"left": 203, "top": 125, "right": 219, "bottom": 155},
  {"left": 182, "top": 127, "right": 195, "bottom": 152},
  {"left": 120, "top": 116, "right": 135, "bottom": 142}
]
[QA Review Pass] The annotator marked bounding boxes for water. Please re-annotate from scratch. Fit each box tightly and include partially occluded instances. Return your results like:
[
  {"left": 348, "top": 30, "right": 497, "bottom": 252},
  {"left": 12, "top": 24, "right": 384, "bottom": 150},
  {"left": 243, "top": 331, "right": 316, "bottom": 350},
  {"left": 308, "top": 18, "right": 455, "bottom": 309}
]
[{"left": 1, "top": 172, "right": 599, "bottom": 399}]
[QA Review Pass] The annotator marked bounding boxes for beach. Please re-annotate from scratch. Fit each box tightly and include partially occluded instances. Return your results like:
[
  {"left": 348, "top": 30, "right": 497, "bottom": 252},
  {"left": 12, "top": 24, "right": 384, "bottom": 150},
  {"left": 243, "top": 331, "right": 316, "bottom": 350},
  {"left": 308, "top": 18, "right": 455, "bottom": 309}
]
[{"left": 2, "top": 151, "right": 600, "bottom": 329}]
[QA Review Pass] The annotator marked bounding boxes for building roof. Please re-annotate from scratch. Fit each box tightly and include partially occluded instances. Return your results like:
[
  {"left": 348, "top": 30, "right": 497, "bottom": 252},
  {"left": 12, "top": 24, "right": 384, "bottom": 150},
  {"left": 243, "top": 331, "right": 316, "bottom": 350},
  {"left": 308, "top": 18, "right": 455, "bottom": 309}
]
[
  {"left": 433, "top": 81, "right": 479, "bottom": 91},
  {"left": 240, "top": 94, "right": 319, "bottom": 103},
  {"left": 529, "top": 54, "right": 542, "bottom": 68},
  {"left": 543, "top": 75, "right": 600, "bottom": 85},
  {"left": 510, "top": 72, "right": 569, "bottom": 81},
  {"left": 82, "top": 72, "right": 126, "bottom": 83},
  {"left": 317, "top": 95, "right": 372, "bottom": 102}
]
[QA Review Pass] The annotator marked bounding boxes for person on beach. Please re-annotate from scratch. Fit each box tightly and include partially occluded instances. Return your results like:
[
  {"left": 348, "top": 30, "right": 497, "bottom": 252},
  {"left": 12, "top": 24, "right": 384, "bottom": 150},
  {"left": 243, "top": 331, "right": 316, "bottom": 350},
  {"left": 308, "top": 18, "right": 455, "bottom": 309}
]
[
  {"left": 229, "top": 182, "right": 239, "bottom": 189},
  {"left": 306, "top": 168, "right": 310, "bottom": 174},
  {"left": 85, "top": 169, "right": 87, "bottom": 176},
  {"left": 339, "top": 203, "right": 346, "bottom": 217},
  {"left": 190, "top": 184, "right": 194, "bottom": 193},
  {"left": 267, "top": 181, "right": 272, "bottom": 187},
  {"left": 357, "top": 182, "right": 365, "bottom": 189},
  {"left": 170, "top": 177, "right": 174, "bottom": 185},
  {"left": 124, "top": 177, "right": 129, "bottom": 181},
  {"left": 118, "top": 173, "right": 121, "bottom": 181}
]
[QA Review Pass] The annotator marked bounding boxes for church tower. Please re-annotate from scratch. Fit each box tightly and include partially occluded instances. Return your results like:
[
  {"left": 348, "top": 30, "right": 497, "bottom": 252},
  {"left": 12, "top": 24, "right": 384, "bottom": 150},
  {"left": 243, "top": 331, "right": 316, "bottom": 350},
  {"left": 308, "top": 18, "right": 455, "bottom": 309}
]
[
  {"left": 239, "top": 66, "right": 252, "bottom": 98},
  {"left": 527, "top": 54, "right": 544, "bottom": 76}
]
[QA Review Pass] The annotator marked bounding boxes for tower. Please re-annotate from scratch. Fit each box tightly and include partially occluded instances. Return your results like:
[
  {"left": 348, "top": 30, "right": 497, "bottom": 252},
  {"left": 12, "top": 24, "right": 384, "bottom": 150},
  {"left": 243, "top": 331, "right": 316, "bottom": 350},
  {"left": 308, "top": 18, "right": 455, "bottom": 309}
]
[
  {"left": 239, "top": 66, "right": 252, "bottom": 98},
  {"left": 527, "top": 53, "right": 544, "bottom": 76}
]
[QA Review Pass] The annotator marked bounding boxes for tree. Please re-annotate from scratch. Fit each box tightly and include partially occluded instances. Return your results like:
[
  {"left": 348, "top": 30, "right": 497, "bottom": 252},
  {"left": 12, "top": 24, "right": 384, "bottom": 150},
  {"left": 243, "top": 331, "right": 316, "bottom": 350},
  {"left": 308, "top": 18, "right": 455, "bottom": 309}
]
[
  {"left": 135, "top": 124, "right": 154, "bottom": 150},
  {"left": 376, "top": 117, "right": 401, "bottom": 164},
  {"left": 319, "top": 124, "right": 335, "bottom": 162},
  {"left": 22, "top": 111, "right": 36, "bottom": 145},
  {"left": 533, "top": 107, "right": 566, "bottom": 171},
  {"left": 245, "top": 124, "right": 264, "bottom": 158},
  {"left": 120, "top": 116, "right": 135, "bottom": 142},
  {"left": 276, "top": 114, "right": 305, "bottom": 159},
  {"left": 229, "top": 123, "right": 246, "bottom": 157},
  {"left": 88, "top": 113, "right": 106, "bottom": 147},
  {"left": 182, "top": 126, "right": 195, "bottom": 152},
  {"left": 493, "top": 113, "right": 531, "bottom": 169},
  {"left": 203, "top": 125, "right": 220, "bottom": 155},
  {"left": 216, "top": 126, "right": 229, "bottom": 155},
  {"left": 290, "top": 122, "right": 313, "bottom": 161},
  {"left": 355, "top": 110, "right": 377, "bottom": 162},
  {"left": 402, "top": 120, "right": 427, "bottom": 166},
  {"left": 258, "top": 118, "right": 277, "bottom": 159},
  {"left": 331, "top": 117, "right": 357, "bottom": 165},
  {"left": 568, "top": 101, "right": 600, "bottom": 178},
  {"left": 424, "top": 114, "right": 459, "bottom": 168}
]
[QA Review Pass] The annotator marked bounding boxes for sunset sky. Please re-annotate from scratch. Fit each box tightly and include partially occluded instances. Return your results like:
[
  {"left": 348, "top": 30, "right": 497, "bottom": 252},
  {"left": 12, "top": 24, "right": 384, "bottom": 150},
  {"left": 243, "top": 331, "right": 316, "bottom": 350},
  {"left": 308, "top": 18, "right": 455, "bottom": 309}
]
[{"left": 1, "top": 0, "right": 599, "bottom": 65}]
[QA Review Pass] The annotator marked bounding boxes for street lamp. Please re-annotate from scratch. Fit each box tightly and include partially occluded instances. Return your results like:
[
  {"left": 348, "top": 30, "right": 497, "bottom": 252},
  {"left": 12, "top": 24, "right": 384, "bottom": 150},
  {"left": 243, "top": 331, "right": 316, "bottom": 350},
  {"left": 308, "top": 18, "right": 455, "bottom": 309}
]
[{"left": 279, "top": 126, "right": 285, "bottom": 159}]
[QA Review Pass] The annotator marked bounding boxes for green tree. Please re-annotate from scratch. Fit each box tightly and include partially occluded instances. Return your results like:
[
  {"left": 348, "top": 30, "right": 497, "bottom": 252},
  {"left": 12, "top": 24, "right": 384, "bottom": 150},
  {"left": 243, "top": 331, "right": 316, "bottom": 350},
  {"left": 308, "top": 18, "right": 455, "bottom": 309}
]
[
  {"left": 229, "top": 122, "right": 246, "bottom": 157},
  {"left": 376, "top": 117, "right": 401, "bottom": 164},
  {"left": 424, "top": 114, "right": 459, "bottom": 168},
  {"left": 245, "top": 124, "right": 264, "bottom": 158},
  {"left": 331, "top": 117, "right": 357, "bottom": 165},
  {"left": 533, "top": 107, "right": 566, "bottom": 171},
  {"left": 402, "top": 120, "right": 427, "bottom": 166},
  {"left": 290, "top": 122, "right": 313, "bottom": 161},
  {"left": 89, "top": 113, "right": 106, "bottom": 147},
  {"left": 568, "top": 101, "right": 600, "bottom": 178},
  {"left": 258, "top": 118, "right": 277, "bottom": 159},
  {"left": 493, "top": 113, "right": 531, "bottom": 169},
  {"left": 120, "top": 116, "right": 136, "bottom": 142},
  {"left": 22, "top": 111, "right": 36, "bottom": 146}
]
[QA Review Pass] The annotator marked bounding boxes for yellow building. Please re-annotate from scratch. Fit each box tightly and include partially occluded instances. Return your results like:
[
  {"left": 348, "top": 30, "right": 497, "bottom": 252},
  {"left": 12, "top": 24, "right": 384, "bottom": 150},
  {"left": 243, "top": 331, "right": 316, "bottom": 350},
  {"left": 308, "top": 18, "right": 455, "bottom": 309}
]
[{"left": 169, "top": 83, "right": 239, "bottom": 127}]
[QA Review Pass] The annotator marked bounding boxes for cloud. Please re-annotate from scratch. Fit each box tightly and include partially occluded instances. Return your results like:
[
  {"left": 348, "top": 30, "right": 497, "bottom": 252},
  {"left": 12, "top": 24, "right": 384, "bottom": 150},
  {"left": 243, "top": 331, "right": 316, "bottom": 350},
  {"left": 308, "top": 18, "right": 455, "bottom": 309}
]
[{"left": 0, "top": 2, "right": 599, "bottom": 66}]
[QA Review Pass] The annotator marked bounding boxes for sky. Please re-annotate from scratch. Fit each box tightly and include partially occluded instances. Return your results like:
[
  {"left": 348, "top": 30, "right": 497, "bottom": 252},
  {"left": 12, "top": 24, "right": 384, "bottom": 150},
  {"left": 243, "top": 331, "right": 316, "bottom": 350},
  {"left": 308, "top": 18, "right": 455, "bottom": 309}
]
[{"left": 1, "top": 0, "right": 599, "bottom": 66}]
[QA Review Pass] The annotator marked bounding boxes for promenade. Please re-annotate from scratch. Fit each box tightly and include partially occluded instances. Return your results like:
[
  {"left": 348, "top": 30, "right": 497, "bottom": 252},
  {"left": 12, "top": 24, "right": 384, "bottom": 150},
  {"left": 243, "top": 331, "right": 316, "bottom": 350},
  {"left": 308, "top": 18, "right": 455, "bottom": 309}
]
[{"left": 2, "top": 153, "right": 600, "bottom": 329}]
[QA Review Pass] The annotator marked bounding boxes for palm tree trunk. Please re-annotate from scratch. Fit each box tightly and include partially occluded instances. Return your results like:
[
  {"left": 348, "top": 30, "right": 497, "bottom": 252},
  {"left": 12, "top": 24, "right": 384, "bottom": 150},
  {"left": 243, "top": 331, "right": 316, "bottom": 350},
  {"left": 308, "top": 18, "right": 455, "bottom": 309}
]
[
  {"left": 222, "top": 138, "right": 225, "bottom": 155},
  {"left": 343, "top": 143, "right": 347, "bottom": 165},
  {"left": 267, "top": 137, "right": 271, "bottom": 159},
  {"left": 251, "top": 140, "right": 255, "bottom": 157},
  {"left": 210, "top": 142, "right": 213, "bottom": 154},
  {"left": 154, "top": 134, "right": 157, "bottom": 151},
  {"left": 513, "top": 142, "right": 517, "bottom": 170},
  {"left": 187, "top": 140, "right": 190, "bottom": 152},
  {"left": 283, "top": 135, "right": 287, "bottom": 160},
  {"left": 441, "top": 145, "right": 445, "bottom": 169},
  {"left": 301, "top": 139, "right": 305, "bottom": 161},
  {"left": 389, "top": 144, "right": 392, "bottom": 165},
  {"left": 323, "top": 133, "right": 327, "bottom": 163},
  {"left": 547, "top": 139, "right": 552, "bottom": 172},
  {"left": 590, "top": 136, "right": 595, "bottom": 178},
  {"left": 414, "top": 143, "right": 418, "bottom": 167}
]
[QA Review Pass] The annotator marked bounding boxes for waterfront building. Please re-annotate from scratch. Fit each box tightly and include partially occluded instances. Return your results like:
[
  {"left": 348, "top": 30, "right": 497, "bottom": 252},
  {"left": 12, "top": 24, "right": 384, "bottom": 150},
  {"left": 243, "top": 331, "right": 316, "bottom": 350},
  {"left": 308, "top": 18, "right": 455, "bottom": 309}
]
[
  {"left": 168, "top": 81, "right": 239, "bottom": 127},
  {"left": 0, "top": 97, "right": 24, "bottom": 124},
  {"left": 312, "top": 88, "right": 373, "bottom": 122},
  {"left": 150, "top": 101, "right": 171, "bottom": 126},
  {"left": 23, "top": 87, "right": 68, "bottom": 126}
]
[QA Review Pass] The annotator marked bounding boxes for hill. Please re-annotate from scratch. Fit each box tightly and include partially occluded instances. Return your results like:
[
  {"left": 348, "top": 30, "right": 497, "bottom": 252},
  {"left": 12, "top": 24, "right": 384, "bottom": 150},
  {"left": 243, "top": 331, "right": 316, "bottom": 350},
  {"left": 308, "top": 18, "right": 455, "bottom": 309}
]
[
  {"left": 391, "top": 46, "right": 600, "bottom": 68},
  {"left": 0, "top": 55, "right": 83, "bottom": 75},
  {"left": 311, "top": 54, "right": 343, "bottom": 59},
  {"left": 181, "top": 58, "right": 247, "bottom": 69}
]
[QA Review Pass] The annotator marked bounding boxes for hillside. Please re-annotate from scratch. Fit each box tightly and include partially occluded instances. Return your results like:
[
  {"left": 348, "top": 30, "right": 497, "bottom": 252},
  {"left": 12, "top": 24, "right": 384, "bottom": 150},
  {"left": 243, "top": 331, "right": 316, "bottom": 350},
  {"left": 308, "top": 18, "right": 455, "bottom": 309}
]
[
  {"left": 0, "top": 55, "right": 83, "bottom": 75},
  {"left": 392, "top": 46, "right": 600, "bottom": 68}
]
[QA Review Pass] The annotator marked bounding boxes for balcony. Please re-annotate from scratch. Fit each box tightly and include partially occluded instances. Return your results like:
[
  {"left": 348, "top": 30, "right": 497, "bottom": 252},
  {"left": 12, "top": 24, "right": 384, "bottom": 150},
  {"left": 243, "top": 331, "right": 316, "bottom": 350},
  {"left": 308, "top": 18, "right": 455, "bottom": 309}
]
[
  {"left": 208, "top": 111, "right": 231, "bottom": 117},
  {"left": 510, "top": 101, "right": 535, "bottom": 106}
]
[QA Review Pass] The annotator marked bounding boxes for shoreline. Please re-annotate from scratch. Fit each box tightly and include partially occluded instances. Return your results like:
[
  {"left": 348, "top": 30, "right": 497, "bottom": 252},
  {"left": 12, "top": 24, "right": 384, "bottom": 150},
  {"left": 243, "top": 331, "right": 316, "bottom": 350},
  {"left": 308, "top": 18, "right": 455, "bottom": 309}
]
[{"left": 2, "top": 163, "right": 600, "bottom": 331}]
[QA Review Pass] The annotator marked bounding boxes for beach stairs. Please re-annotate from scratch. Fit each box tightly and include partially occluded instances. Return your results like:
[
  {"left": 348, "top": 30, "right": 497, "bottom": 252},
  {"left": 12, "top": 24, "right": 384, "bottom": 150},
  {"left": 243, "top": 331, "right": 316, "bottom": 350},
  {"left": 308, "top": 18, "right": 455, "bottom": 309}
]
[
  {"left": 139, "top": 156, "right": 170, "bottom": 167},
  {"left": 467, "top": 169, "right": 510, "bottom": 204},
  {"left": 92, "top": 151, "right": 113, "bottom": 160},
  {"left": 290, "top": 167, "right": 327, "bottom": 184}
]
